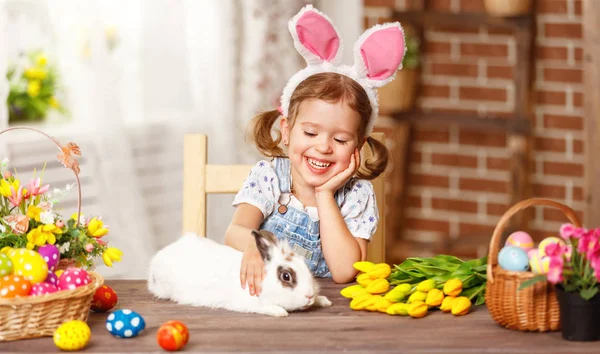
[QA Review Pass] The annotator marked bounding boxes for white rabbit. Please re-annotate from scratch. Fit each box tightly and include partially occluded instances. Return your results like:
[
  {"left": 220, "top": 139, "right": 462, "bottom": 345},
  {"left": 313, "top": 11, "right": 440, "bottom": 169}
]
[{"left": 147, "top": 230, "right": 332, "bottom": 317}]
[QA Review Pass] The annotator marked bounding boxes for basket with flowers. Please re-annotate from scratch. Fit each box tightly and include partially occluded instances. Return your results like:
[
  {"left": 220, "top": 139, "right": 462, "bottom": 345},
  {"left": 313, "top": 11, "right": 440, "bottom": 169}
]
[{"left": 0, "top": 126, "right": 122, "bottom": 342}]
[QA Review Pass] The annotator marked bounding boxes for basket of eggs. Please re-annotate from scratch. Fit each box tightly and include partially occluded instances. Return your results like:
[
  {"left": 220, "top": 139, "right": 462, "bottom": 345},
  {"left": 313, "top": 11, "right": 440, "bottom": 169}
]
[
  {"left": 485, "top": 198, "right": 581, "bottom": 332},
  {"left": 0, "top": 127, "right": 121, "bottom": 342}
]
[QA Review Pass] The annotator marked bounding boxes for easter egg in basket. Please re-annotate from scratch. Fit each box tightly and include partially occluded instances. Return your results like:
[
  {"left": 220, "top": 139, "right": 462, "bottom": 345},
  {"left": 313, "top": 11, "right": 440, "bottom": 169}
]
[
  {"left": 157, "top": 320, "right": 190, "bottom": 351},
  {"left": 0, "top": 253, "right": 13, "bottom": 276},
  {"left": 528, "top": 249, "right": 550, "bottom": 274},
  {"left": 58, "top": 268, "right": 90, "bottom": 291},
  {"left": 498, "top": 246, "right": 529, "bottom": 272},
  {"left": 91, "top": 284, "right": 118, "bottom": 312},
  {"left": 505, "top": 231, "right": 534, "bottom": 252},
  {"left": 37, "top": 244, "right": 60, "bottom": 271},
  {"left": 45, "top": 271, "right": 58, "bottom": 286},
  {"left": 10, "top": 248, "right": 48, "bottom": 284},
  {"left": 106, "top": 309, "right": 146, "bottom": 338},
  {"left": 538, "top": 237, "right": 566, "bottom": 257},
  {"left": 30, "top": 282, "right": 59, "bottom": 296},
  {"left": 53, "top": 320, "right": 91, "bottom": 351},
  {"left": 0, "top": 275, "right": 32, "bottom": 298}
]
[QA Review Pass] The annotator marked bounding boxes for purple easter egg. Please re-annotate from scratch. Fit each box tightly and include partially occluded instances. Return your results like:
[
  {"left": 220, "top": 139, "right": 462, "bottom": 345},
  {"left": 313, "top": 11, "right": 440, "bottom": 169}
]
[
  {"left": 37, "top": 244, "right": 60, "bottom": 271},
  {"left": 30, "top": 282, "right": 58, "bottom": 296},
  {"left": 45, "top": 272, "right": 58, "bottom": 286}
]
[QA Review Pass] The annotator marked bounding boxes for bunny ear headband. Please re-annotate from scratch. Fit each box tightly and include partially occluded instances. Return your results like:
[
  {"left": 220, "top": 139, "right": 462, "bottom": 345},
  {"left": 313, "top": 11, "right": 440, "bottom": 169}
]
[{"left": 279, "top": 5, "right": 406, "bottom": 137}]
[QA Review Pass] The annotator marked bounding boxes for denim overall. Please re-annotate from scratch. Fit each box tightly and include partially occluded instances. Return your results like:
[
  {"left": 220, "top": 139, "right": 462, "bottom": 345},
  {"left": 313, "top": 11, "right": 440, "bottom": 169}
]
[{"left": 260, "top": 158, "right": 345, "bottom": 277}]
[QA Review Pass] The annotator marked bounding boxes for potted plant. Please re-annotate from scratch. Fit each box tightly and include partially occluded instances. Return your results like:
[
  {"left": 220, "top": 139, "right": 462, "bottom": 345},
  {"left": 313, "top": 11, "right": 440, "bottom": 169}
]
[
  {"left": 6, "top": 50, "right": 68, "bottom": 124},
  {"left": 483, "top": 0, "right": 532, "bottom": 17},
  {"left": 522, "top": 223, "right": 600, "bottom": 341},
  {"left": 377, "top": 32, "right": 420, "bottom": 115}
]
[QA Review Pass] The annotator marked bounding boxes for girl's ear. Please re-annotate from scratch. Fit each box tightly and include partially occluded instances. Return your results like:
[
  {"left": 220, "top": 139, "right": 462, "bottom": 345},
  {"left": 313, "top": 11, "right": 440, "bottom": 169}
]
[{"left": 280, "top": 118, "right": 290, "bottom": 145}]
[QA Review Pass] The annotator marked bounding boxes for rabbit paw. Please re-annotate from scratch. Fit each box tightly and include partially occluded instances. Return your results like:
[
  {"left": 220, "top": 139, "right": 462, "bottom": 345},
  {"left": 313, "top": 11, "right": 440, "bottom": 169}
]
[
  {"left": 314, "top": 295, "right": 332, "bottom": 307},
  {"left": 258, "top": 305, "right": 289, "bottom": 317}
]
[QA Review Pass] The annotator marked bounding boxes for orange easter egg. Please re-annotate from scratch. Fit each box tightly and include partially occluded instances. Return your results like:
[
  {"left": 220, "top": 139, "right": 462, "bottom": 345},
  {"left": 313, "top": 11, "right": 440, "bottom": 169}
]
[
  {"left": 91, "top": 284, "right": 118, "bottom": 312},
  {"left": 157, "top": 320, "right": 189, "bottom": 351},
  {"left": 0, "top": 275, "right": 32, "bottom": 298}
]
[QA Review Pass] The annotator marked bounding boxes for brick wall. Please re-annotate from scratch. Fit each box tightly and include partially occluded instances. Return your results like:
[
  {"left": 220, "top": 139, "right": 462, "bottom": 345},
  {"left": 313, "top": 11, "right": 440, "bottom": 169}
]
[{"left": 367, "top": 0, "right": 585, "bottom": 256}]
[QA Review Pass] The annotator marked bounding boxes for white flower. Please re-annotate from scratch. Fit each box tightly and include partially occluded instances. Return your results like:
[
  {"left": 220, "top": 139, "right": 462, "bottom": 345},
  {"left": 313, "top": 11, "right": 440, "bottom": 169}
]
[
  {"left": 58, "top": 242, "right": 70, "bottom": 254},
  {"left": 40, "top": 211, "right": 55, "bottom": 225},
  {"left": 1, "top": 158, "right": 8, "bottom": 167},
  {"left": 0, "top": 224, "right": 5, "bottom": 233}
]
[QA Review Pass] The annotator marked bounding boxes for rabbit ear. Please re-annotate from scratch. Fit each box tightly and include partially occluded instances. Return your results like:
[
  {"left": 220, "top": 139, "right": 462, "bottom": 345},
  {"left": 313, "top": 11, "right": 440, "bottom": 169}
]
[
  {"left": 353, "top": 22, "right": 406, "bottom": 88},
  {"left": 252, "top": 230, "right": 278, "bottom": 262},
  {"left": 289, "top": 5, "right": 343, "bottom": 65}
]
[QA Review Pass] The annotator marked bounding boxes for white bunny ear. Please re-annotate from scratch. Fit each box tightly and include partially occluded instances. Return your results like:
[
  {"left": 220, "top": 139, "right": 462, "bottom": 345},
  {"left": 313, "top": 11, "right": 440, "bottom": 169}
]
[
  {"left": 288, "top": 4, "right": 343, "bottom": 65},
  {"left": 353, "top": 22, "right": 406, "bottom": 88}
]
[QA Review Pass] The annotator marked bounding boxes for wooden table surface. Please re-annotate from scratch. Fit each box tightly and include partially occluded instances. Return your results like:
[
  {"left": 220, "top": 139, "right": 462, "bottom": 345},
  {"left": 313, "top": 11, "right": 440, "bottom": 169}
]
[{"left": 1, "top": 279, "right": 599, "bottom": 353}]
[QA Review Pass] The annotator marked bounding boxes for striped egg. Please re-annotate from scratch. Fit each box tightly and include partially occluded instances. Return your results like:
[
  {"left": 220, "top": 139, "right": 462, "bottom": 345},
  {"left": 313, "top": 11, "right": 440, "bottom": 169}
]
[
  {"left": 505, "top": 231, "right": 534, "bottom": 252},
  {"left": 538, "top": 237, "right": 566, "bottom": 258},
  {"left": 528, "top": 249, "right": 550, "bottom": 274}
]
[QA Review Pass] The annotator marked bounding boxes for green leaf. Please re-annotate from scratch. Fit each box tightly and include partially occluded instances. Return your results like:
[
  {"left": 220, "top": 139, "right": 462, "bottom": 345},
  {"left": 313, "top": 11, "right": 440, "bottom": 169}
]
[
  {"left": 471, "top": 264, "right": 488, "bottom": 273},
  {"left": 413, "top": 264, "right": 451, "bottom": 276},
  {"left": 433, "top": 254, "right": 464, "bottom": 264},
  {"left": 475, "top": 291, "right": 486, "bottom": 306},
  {"left": 451, "top": 262, "right": 474, "bottom": 276},
  {"left": 517, "top": 275, "right": 547, "bottom": 290},
  {"left": 580, "top": 287, "right": 599, "bottom": 301}
]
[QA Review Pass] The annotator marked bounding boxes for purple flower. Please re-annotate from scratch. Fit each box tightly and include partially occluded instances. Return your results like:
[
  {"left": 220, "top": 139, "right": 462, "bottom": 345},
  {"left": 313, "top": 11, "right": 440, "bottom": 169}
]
[
  {"left": 249, "top": 182, "right": 256, "bottom": 188},
  {"left": 368, "top": 216, "right": 375, "bottom": 223},
  {"left": 259, "top": 161, "right": 265, "bottom": 167}
]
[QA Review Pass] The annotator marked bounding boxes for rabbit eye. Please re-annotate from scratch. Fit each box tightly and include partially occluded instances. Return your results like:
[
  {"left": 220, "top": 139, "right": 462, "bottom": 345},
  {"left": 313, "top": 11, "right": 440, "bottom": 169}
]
[
  {"left": 277, "top": 266, "right": 297, "bottom": 288},
  {"left": 281, "top": 271, "right": 291, "bottom": 282}
]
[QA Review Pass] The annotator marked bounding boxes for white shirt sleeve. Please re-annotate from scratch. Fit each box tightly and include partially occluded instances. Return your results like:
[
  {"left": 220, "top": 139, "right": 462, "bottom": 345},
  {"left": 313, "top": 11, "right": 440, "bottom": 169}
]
[
  {"left": 339, "top": 179, "right": 379, "bottom": 241},
  {"left": 232, "top": 160, "right": 280, "bottom": 218}
]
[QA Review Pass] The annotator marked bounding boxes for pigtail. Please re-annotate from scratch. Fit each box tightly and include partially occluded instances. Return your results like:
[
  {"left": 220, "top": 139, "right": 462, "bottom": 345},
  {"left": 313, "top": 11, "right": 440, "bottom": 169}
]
[
  {"left": 248, "top": 109, "right": 285, "bottom": 158},
  {"left": 356, "top": 136, "right": 389, "bottom": 180}
]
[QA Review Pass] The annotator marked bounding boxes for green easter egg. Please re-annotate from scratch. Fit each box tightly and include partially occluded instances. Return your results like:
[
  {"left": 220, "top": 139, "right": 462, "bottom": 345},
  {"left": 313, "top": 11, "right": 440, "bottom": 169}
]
[{"left": 0, "top": 253, "right": 13, "bottom": 276}]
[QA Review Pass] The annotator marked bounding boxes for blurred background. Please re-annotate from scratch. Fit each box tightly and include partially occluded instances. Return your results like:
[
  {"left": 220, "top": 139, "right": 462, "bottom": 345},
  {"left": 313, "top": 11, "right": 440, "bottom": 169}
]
[{"left": 0, "top": 0, "right": 595, "bottom": 279}]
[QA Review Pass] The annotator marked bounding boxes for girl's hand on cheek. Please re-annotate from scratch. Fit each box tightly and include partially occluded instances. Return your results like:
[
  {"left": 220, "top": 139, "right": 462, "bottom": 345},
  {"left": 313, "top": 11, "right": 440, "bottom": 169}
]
[{"left": 315, "top": 148, "right": 360, "bottom": 196}]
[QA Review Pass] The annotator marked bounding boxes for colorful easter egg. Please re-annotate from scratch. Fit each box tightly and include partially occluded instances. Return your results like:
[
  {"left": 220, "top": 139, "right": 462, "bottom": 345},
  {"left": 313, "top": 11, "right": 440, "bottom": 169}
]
[
  {"left": 505, "top": 231, "right": 534, "bottom": 252},
  {"left": 30, "top": 282, "right": 59, "bottom": 296},
  {"left": 10, "top": 249, "right": 48, "bottom": 284},
  {"left": 498, "top": 246, "right": 529, "bottom": 272},
  {"left": 538, "top": 237, "right": 566, "bottom": 258},
  {"left": 45, "top": 272, "right": 58, "bottom": 287},
  {"left": 528, "top": 249, "right": 550, "bottom": 274},
  {"left": 37, "top": 244, "right": 60, "bottom": 271},
  {"left": 157, "top": 320, "right": 189, "bottom": 351},
  {"left": 53, "top": 320, "right": 91, "bottom": 351},
  {"left": 0, "top": 275, "right": 32, "bottom": 298},
  {"left": 91, "top": 284, "right": 118, "bottom": 312},
  {"left": 58, "top": 268, "right": 90, "bottom": 291},
  {"left": 106, "top": 309, "right": 146, "bottom": 338},
  {"left": 0, "top": 253, "right": 13, "bottom": 276}
]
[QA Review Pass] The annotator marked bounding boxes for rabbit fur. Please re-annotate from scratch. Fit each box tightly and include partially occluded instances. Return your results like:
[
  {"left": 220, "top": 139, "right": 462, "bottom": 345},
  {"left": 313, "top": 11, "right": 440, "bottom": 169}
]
[{"left": 147, "top": 230, "right": 332, "bottom": 317}]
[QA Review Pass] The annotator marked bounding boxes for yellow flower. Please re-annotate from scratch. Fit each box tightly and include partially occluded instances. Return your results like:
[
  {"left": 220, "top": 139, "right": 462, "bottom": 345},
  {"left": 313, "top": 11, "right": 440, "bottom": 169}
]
[
  {"left": 26, "top": 225, "right": 59, "bottom": 249},
  {"left": 87, "top": 217, "right": 109, "bottom": 238},
  {"left": 36, "top": 54, "right": 47, "bottom": 67},
  {"left": 49, "top": 96, "right": 60, "bottom": 108},
  {"left": 24, "top": 68, "right": 47, "bottom": 80},
  {"left": 102, "top": 247, "right": 123, "bottom": 267},
  {"left": 27, "top": 205, "right": 42, "bottom": 222},
  {"left": 27, "top": 80, "right": 41, "bottom": 97},
  {"left": 0, "top": 179, "right": 20, "bottom": 198}
]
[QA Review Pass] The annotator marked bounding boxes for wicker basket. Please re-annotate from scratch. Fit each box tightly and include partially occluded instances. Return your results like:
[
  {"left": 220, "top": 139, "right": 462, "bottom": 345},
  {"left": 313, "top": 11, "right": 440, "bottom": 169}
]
[
  {"left": 485, "top": 198, "right": 582, "bottom": 332},
  {"left": 0, "top": 126, "right": 104, "bottom": 341}
]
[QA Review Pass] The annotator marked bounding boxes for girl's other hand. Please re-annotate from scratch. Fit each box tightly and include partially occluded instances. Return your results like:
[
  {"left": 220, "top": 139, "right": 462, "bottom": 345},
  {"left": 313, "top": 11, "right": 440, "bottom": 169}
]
[
  {"left": 315, "top": 148, "right": 360, "bottom": 195},
  {"left": 240, "top": 240, "right": 264, "bottom": 296}
]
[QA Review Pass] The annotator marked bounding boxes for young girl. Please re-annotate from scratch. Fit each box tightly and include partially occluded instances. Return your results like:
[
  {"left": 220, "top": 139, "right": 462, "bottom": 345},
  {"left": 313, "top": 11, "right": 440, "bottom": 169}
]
[{"left": 224, "top": 5, "right": 406, "bottom": 295}]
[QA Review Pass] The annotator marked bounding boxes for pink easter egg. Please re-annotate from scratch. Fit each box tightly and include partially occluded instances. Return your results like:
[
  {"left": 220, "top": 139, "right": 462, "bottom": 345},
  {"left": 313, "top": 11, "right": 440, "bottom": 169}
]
[
  {"left": 30, "top": 282, "right": 59, "bottom": 296},
  {"left": 505, "top": 231, "right": 534, "bottom": 252},
  {"left": 37, "top": 244, "right": 60, "bottom": 271},
  {"left": 527, "top": 248, "right": 539, "bottom": 259},
  {"left": 58, "top": 268, "right": 91, "bottom": 291},
  {"left": 45, "top": 272, "right": 58, "bottom": 286}
]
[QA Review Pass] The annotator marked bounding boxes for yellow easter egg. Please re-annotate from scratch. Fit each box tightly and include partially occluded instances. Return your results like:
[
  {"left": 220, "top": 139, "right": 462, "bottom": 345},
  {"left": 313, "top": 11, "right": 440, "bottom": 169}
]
[
  {"left": 529, "top": 250, "right": 550, "bottom": 274},
  {"left": 53, "top": 320, "right": 91, "bottom": 351},
  {"left": 538, "top": 237, "right": 566, "bottom": 258},
  {"left": 9, "top": 248, "right": 48, "bottom": 284}
]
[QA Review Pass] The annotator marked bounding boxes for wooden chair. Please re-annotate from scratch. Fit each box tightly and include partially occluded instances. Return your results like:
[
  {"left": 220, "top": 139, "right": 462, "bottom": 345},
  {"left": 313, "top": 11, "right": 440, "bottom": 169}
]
[{"left": 182, "top": 133, "right": 386, "bottom": 263}]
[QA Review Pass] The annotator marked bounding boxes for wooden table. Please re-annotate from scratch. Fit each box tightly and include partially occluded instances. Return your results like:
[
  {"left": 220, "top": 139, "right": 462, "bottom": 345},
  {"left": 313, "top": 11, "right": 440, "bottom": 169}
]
[{"left": 1, "top": 279, "right": 599, "bottom": 353}]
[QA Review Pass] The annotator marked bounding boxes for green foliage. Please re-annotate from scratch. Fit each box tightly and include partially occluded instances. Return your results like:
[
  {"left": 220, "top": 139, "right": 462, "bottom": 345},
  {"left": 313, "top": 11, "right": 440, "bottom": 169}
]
[{"left": 402, "top": 34, "right": 421, "bottom": 70}]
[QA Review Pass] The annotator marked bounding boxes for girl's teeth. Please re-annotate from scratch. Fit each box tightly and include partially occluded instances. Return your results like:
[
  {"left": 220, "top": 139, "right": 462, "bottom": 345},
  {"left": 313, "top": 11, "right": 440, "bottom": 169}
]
[{"left": 308, "top": 158, "right": 331, "bottom": 169}]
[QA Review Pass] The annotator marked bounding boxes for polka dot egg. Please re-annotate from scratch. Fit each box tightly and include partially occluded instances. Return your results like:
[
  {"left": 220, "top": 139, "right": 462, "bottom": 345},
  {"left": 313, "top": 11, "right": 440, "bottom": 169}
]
[
  {"left": 0, "top": 253, "right": 13, "bottom": 277},
  {"left": 58, "top": 268, "right": 90, "bottom": 291},
  {"left": 30, "top": 282, "right": 59, "bottom": 296},
  {"left": 9, "top": 248, "right": 48, "bottom": 284},
  {"left": 0, "top": 275, "right": 32, "bottom": 298},
  {"left": 106, "top": 309, "right": 146, "bottom": 338},
  {"left": 91, "top": 284, "right": 118, "bottom": 312},
  {"left": 37, "top": 244, "right": 60, "bottom": 271},
  {"left": 53, "top": 320, "right": 91, "bottom": 351},
  {"left": 45, "top": 272, "right": 58, "bottom": 287}
]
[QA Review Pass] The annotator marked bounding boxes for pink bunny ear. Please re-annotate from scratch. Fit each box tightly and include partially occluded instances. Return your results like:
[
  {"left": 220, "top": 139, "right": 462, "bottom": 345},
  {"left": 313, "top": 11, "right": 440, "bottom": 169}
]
[
  {"left": 353, "top": 23, "right": 406, "bottom": 88},
  {"left": 289, "top": 5, "right": 343, "bottom": 65}
]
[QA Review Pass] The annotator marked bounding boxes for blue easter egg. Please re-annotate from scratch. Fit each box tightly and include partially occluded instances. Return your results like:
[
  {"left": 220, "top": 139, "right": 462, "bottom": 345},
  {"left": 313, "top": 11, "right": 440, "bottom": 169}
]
[
  {"left": 105, "top": 309, "right": 145, "bottom": 338},
  {"left": 498, "top": 246, "right": 530, "bottom": 272}
]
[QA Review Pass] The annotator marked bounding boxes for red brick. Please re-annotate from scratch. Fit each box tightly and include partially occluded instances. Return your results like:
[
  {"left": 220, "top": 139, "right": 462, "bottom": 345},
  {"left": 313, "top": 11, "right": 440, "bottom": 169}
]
[
  {"left": 487, "top": 157, "right": 510, "bottom": 170},
  {"left": 459, "top": 130, "right": 506, "bottom": 147},
  {"left": 543, "top": 114, "right": 584, "bottom": 130},
  {"left": 575, "top": 47, "right": 583, "bottom": 62},
  {"left": 430, "top": 63, "right": 478, "bottom": 77},
  {"left": 543, "top": 208, "right": 584, "bottom": 222},
  {"left": 536, "top": 45, "right": 568, "bottom": 61},
  {"left": 487, "top": 202, "right": 509, "bottom": 216},
  {"left": 408, "top": 173, "right": 450, "bottom": 188},
  {"left": 459, "top": 222, "right": 495, "bottom": 236},
  {"left": 428, "top": 25, "right": 480, "bottom": 34},
  {"left": 574, "top": 139, "right": 583, "bottom": 154},
  {"left": 432, "top": 197, "right": 478, "bottom": 213},
  {"left": 413, "top": 127, "right": 450, "bottom": 143},
  {"left": 574, "top": 92, "right": 583, "bottom": 107},
  {"left": 406, "top": 217, "right": 450, "bottom": 233},
  {"left": 535, "top": 137, "right": 566, "bottom": 153},
  {"left": 544, "top": 23, "right": 582, "bottom": 39},
  {"left": 364, "top": 0, "right": 395, "bottom": 6},
  {"left": 411, "top": 151, "right": 423, "bottom": 164},
  {"left": 487, "top": 65, "right": 513, "bottom": 79},
  {"left": 574, "top": 0, "right": 582, "bottom": 15},
  {"left": 543, "top": 68, "right": 583, "bottom": 84},
  {"left": 428, "top": 107, "right": 479, "bottom": 115},
  {"left": 427, "top": 0, "right": 452, "bottom": 11},
  {"left": 421, "top": 84, "right": 451, "bottom": 98},
  {"left": 424, "top": 41, "right": 452, "bottom": 55},
  {"left": 528, "top": 229, "right": 559, "bottom": 243},
  {"left": 459, "top": 0, "right": 485, "bottom": 12},
  {"left": 431, "top": 152, "right": 478, "bottom": 168},
  {"left": 533, "top": 183, "right": 566, "bottom": 199},
  {"left": 536, "top": 90, "right": 567, "bottom": 105},
  {"left": 461, "top": 43, "right": 509, "bottom": 58},
  {"left": 543, "top": 161, "right": 584, "bottom": 177},
  {"left": 574, "top": 186, "right": 584, "bottom": 200},
  {"left": 459, "top": 177, "right": 508, "bottom": 193},
  {"left": 459, "top": 86, "right": 507, "bottom": 101},
  {"left": 487, "top": 27, "right": 515, "bottom": 35},
  {"left": 536, "top": 0, "right": 569, "bottom": 14},
  {"left": 407, "top": 195, "right": 422, "bottom": 208}
]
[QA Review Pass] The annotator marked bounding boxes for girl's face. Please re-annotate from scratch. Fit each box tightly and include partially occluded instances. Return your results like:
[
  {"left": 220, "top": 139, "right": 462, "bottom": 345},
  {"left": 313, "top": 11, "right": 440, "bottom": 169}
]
[{"left": 281, "top": 98, "right": 362, "bottom": 190}]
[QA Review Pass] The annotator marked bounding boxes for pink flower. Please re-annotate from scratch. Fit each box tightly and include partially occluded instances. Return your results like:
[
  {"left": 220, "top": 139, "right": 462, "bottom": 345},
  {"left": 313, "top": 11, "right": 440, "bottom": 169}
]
[
  {"left": 3, "top": 171, "right": 12, "bottom": 179},
  {"left": 560, "top": 223, "right": 576, "bottom": 240},
  {"left": 55, "top": 220, "right": 64, "bottom": 228},
  {"left": 544, "top": 243, "right": 566, "bottom": 258},
  {"left": 7, "top": 185, "right": 23, "bottom": 206},
  {"left": 25, "top": 177, "right": 49, "bottom": 198},
  {"left": 85, "top": 243, "right": 94, "bottom": 252},
  {"left": 546, "top": 257, "right": 564, "bottom": 284},
  {"left": 578, "top": 234, "right": 600, "bottom": 257}
]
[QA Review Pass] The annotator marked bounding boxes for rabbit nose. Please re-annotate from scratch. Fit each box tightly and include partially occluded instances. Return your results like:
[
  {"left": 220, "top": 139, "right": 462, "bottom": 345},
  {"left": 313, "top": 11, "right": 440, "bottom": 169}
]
[{"left": 306, "top": 294, "right": 314, "bottom": 300}]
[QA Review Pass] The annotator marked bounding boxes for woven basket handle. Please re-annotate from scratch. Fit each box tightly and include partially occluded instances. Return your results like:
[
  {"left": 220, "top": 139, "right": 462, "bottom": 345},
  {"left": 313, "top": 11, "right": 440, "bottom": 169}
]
[
  {"left": 0, "top": 126, "right": 82, "bottom": 228},
  {"left": 487, "top": 198, "right": 581, "bottom": 283}
]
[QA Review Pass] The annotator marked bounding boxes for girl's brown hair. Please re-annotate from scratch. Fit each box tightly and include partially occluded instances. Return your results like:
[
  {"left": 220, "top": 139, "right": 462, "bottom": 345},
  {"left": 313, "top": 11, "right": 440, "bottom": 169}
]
[{"left": 248, "top": 72, "right": 389, "bottom": 180}]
